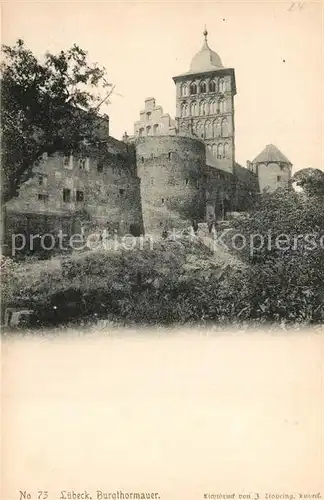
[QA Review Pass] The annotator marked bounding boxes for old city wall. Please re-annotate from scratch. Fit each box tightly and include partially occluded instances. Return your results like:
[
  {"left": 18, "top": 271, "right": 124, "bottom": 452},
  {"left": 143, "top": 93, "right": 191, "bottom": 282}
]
[
  {"left": 233, "top": 163, "right": 260, "bottom": 211},
  {"left": 135, "top": 135, "right": 206, "bottom": 232},
  {"left": 5, "top": 137, "right": 144, "bottom": 252},
  {"left": 204, "top": 165, "right": 235, "bottom": 220}
]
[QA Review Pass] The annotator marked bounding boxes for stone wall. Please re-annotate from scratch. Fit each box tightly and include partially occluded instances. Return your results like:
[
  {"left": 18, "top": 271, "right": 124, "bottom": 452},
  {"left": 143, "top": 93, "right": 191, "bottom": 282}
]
[
  {"left": 5, "top": 137, "right": 144, "bottom": 250},
  {"left": 233, "top": 163, "right": 260, "bottom": 211},
  {"left": 135, "top": 135, "right": 206, "bottom": 232},
  {"left": 248, "top": 161, "right": 292, "bottom": 193},
  {"left": 204, "top": 165, "right": 235, "bottom": 221}
]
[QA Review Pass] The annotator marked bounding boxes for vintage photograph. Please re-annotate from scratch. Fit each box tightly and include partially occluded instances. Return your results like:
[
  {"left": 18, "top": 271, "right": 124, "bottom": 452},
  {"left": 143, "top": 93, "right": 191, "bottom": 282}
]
[
  {"left": 1, "top": 2, "right": 323, "bottom": 330},
  {"left": 1, "top": 3, "right": 323, "bottom": 500}
]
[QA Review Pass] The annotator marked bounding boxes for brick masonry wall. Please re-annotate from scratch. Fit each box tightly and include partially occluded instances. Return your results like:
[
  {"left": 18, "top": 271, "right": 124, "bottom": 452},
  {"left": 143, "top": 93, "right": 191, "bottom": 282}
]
[
  {"left": 233, "top": 163, "right": 260, "bottom": 211},
  {"left": 5, "top": 137, "right": 144, "bottom": 246},
  {"left": 135, "top": 135, "right": 206, "bottom": 232},
  {"left": 204, "top": 165, "right": 235, "bottom": 220},
  {"left": 252, "top": 162, "right": 292, "bottom": 193}
]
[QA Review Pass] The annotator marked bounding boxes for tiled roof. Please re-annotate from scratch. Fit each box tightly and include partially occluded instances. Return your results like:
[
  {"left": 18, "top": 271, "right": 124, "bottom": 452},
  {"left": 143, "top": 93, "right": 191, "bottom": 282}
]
[{"left": 252, "top": 144, "right": 291, "bottom": 164}]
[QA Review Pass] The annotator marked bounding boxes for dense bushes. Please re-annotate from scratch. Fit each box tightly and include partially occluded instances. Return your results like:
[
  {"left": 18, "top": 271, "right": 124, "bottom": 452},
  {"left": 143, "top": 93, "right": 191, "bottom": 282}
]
[
  {"left": 2, "top": 236, "right": 246, "bottom": 326},
  {"left": 2, "top": 188, "right": 324, "bottom": 327},
  {"left": 224, "top": 188, "right": 324, "bottom": 323}
]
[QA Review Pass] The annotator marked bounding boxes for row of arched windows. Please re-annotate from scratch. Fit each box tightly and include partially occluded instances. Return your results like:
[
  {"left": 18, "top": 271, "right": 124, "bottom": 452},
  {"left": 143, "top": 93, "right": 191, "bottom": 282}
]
[
  {"left": 194, "top": 118, "right": 230, "bottom": 139},
  {"left": 180, "top": 98, "right": 228, "bottom": 117},
  {"left": 180, "top": 78, "right": 227, "bottom": 97},
  {"left": 138, "top": 124, "right": 159, "bottom": 137},
  {"left": 207, "top": 143, "right": 230, "bottom": 159}
]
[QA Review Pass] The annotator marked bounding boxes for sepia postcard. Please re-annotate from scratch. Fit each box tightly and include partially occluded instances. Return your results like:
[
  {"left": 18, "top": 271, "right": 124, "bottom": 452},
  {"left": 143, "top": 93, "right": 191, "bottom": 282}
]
[{"left": 1, "top": 1, "right": 323, "bottom": 500}]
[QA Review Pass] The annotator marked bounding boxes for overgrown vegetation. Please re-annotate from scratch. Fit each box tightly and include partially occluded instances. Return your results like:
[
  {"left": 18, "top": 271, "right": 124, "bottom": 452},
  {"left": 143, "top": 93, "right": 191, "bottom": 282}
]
[
  {"left": 2, "top": 188, "right": 323, "bottom": 327},
  {"left": 1, "top": 39, "right": 112, "bottom": 204}
]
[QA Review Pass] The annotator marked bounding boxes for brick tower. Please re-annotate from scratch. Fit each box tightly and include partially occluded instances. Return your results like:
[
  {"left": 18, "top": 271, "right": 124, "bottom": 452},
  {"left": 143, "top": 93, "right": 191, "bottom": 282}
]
[{"left": 172, "top": 28, "right": 236, "bottom": 174}]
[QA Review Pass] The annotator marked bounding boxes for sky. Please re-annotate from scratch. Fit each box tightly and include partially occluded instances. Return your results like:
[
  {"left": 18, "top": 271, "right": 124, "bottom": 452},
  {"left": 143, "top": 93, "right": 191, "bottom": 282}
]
[{"left": 2, "top": 1, "right": 323, "bottom": 173}]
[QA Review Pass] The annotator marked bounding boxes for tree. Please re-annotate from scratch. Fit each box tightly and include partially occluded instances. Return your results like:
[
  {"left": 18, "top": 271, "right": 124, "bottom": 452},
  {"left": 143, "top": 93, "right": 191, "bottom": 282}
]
[
  {"left": 1, "top": 39, "right": 113, "bottom": 204},
  {"left": 291, "top": 167, "right": 324, "bottom": 197}
]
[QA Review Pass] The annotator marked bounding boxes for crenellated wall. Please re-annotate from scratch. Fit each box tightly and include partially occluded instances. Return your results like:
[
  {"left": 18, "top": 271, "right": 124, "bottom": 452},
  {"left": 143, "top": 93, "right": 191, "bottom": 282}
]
[{"left": 135, "top": 135, "right": 206, "bottom": 232}]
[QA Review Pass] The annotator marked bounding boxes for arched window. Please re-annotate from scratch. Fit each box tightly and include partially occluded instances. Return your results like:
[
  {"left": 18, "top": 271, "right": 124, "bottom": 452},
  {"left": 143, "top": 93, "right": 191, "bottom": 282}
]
[
  {"left": 219, "top": 98, "right": 227, "bottom": 113},
  {"left": 196, "top": 121, "right": 204, "bottom": 138},
  {"left": 210, "top": 100, "right": 217, "bottom": 114},
  {"left": 139, "top": 128, "right": 144, "bottom": 137},
  {"left": 200, "top": 100, "right": 208, "bottom": 116},
  {"left": 207, "top": 144, "right": 212, "bottom": 152},
  {"left": 209, "top": 80, "right": 216, "bottom": 93},
  {"left": 219, "top": 78, "right": 226, "bottom": 92},
  {"left": 190, "top": 101, "right": 198, "bottom": 116},
  {"left": 180, "top": 83, "right": 188, "bottom": 96},
  {"left": 199, "top": 81, "right": 206, "bottom": 93},
  {"left": 212, "top": 144, "right": 217, "bottom": 156},
  {"left": 224, "top": 142, "right": 229, "bottom": 158},
  {"left": 213, "top": 119, "right": 221, "bottom": 138},
  {"left": 221, "top": 118, "right": 229, "bottom": 137},
  {"left": 190, "top": 82, "right": 197, "bottom": 95},
  {"left": 217, "top": 143, "right": 223, "bottom": 159},
  {"left": 153, "top": 124, "right": 159, "bottom": 135},
  {"left": 205, "top": 121, "right": 212, "bottom": 139},
  {"left": 146, "top": 125, "right": 151, "bottom": 135}
]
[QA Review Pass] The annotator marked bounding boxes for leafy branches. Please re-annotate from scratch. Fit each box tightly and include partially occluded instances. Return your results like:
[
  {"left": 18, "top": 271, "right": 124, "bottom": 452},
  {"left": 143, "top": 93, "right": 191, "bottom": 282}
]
[{"left": 1, "top": 39, "right": 113, "bottom": 203}]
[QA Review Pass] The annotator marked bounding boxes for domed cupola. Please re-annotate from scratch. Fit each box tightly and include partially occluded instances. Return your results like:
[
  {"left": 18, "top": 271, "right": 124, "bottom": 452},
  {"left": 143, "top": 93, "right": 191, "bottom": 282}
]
[{"left": 189, "top": 28, "right": 224, "bottom": 73}]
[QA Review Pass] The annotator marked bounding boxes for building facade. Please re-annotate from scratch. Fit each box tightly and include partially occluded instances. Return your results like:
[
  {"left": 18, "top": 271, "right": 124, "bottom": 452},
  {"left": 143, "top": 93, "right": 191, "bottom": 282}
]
[
  {"left": 173, "top": 29, "right": 236, "bottom": 176},
  {"left": 133, "top": 97, "right": 177, "bottom": 138},
  {"left": 4, "top": 29, "right": 294, "bottom": 251},
  {"left": 247, "top": 144, "right": 292, "bottom": 193}
]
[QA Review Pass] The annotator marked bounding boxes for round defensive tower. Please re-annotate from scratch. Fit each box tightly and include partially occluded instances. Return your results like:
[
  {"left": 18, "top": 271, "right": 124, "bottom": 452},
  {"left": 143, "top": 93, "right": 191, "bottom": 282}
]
[{"left": 135, "top": 135, "right": 206, "bottom": 233}]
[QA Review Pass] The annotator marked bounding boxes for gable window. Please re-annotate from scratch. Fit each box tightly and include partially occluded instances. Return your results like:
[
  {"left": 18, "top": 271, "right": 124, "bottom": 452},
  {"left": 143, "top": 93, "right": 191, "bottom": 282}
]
[
  {"left": 76, "top": 190, "right": 84, "bottom": 202},
  {"left": 38, "top": 193, "right": 48, "bottom": 202},
  {"left": 63, "top": 188, "right": 71, "bottom": 203}
]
